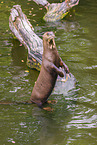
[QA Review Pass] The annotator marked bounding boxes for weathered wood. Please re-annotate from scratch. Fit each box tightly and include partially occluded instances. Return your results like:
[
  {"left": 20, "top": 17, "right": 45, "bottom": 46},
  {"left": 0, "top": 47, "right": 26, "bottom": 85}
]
[
  {"left": 0, "top": 101, "right": 32, "bottom": 105},
  {"left": 9, "top": 5, "right": 43, "bottom": 71},
  {"left": 33, "top": 0, "right": 79, "bottom": 22},
  {"left": 33, "top": 0, "right": 49, "bottom": 6}
]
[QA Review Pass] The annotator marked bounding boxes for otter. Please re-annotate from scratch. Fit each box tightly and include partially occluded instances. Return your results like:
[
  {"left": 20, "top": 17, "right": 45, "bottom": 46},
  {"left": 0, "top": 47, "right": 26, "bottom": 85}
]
[{"left": 30, "top": 32, "right": 70, "bottom": 107}]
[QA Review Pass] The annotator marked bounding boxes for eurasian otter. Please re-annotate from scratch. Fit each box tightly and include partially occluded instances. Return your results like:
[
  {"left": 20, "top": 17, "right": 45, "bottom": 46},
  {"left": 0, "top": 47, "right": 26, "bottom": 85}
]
[{"left": 30, "top": 32, "right": 70, "bottom": 107}]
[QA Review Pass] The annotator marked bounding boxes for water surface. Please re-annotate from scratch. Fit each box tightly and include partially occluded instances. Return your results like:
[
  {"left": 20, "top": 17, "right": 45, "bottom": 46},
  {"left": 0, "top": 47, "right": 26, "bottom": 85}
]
[{"left": 0, "top": 0, "right": 97, "bottom": 144}]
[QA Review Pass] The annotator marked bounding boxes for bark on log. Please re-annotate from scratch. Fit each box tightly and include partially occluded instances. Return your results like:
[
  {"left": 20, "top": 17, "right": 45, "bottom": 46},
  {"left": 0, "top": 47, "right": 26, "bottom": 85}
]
[
  {"left": 33, "top": 0, "right": 49, "bottom": 6},
  {"left": 9, "top": 5, "right": 43, "bottom": 71},
  {"left": 33, "top": 0, "right": 79, "bottom": 22}
]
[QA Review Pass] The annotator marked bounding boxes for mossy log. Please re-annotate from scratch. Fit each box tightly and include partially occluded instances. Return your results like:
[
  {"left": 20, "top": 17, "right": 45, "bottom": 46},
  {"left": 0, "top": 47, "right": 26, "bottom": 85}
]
[{"left": 33, "top": 0, "right": 79, "bottom": 22}]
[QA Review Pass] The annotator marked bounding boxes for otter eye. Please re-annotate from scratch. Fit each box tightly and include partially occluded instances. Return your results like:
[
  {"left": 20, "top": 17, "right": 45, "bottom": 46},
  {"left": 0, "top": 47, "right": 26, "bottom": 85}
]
[{"left": 47, "top": 32, "right": 49, "bottom": 36}]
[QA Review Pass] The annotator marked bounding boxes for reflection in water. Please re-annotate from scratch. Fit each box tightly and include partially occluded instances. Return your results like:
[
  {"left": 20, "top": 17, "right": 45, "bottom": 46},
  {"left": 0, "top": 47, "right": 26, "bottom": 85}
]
[{"left": 32, "top": 101, "right": 72, "bottom": 145}]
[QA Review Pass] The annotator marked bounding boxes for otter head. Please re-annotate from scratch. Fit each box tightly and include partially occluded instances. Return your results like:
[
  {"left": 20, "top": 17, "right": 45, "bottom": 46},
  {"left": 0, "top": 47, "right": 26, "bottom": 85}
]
[{"left": 43, "top": 32, "right": 56, "bottom": 50}]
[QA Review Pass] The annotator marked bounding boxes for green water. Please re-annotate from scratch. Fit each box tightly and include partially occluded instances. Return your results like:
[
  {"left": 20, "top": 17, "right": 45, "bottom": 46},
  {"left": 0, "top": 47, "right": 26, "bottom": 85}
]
[{"left": 0, "top": 0, "right": 97, "bottom": 144}]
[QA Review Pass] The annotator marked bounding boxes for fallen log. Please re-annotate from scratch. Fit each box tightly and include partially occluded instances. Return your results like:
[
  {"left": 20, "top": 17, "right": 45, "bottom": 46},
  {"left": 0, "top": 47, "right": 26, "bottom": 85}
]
[
  {"left": 9, "top": 5, "right": 43, "bottom": 71},
  {"left": 9, "top": 5, "right": 76, "bottom": 96},
  {"left": 33, "top": 0, "right": 48, "bottom": 6},
  {"left": 33, "top": 0, "right": 79, "bottom": 22}
]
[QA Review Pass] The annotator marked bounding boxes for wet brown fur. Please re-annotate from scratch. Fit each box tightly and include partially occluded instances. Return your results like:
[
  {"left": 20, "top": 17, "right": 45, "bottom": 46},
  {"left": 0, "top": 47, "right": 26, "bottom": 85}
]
[{"left": 30, "top": 32, "right": 69, "bottom": 107}]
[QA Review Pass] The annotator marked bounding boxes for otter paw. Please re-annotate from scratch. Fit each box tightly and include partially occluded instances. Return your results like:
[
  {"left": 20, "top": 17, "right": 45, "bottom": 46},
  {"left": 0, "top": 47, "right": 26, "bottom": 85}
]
[
  {"left": 43, "top": 107, "right": 53, "bottom": 111},
  {"left": 47, "top": 100, "right": 57, "bottom": 104}
]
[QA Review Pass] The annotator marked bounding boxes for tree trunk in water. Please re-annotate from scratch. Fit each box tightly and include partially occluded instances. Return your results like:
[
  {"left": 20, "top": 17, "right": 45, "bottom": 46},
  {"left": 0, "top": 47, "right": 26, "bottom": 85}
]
[
  {"left": 9, "top": 5, "right": 43, "bottom": 71},
  {"left": 33, "top": 0, "right": 79, "bottom": 22}
]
